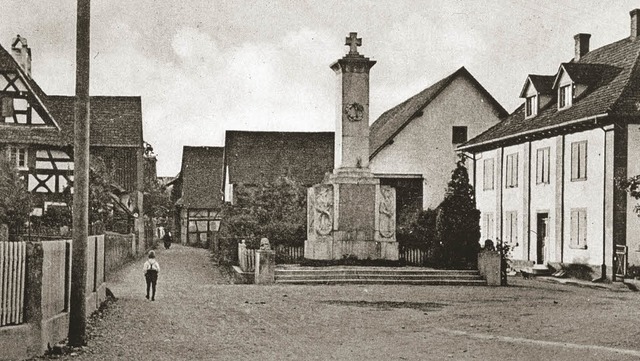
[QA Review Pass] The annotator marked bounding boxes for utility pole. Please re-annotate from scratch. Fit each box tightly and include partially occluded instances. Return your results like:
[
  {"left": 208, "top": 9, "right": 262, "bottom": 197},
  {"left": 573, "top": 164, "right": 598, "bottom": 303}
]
[{"left": 69, "top": 0, "right": 90, "bottom": 346}]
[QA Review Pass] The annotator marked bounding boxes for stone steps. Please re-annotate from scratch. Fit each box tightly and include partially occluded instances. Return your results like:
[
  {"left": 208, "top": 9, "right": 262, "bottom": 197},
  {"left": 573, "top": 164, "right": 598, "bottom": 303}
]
[{"left": 274, "top": 267, "right": 487, "bottom": 285}]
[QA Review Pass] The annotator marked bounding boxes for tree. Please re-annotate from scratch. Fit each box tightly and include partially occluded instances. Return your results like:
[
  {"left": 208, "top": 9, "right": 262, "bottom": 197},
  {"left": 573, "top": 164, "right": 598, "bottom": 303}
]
[
  {"left": 435, "top": 156, "right": 481, "bottom": 269},
  {"left": 220, "top": 176, "right": 306, "bottom": 246},
  {"left": 0, "top": 159, "right": 32, "bottom": 239},
  {"left": 617, "top": 175, "right": 640, "bottom": 214},
  {"left": 63, "top": 156, "right": 116, "bottom": 229}
]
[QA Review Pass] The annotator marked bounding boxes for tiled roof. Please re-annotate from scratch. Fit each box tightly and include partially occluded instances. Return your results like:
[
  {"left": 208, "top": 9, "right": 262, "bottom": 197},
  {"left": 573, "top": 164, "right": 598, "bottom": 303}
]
[
  {"left": 180, "top": 146, "right": 224, "bottom": 209},
  {"left": 225, "top": 131, "right": 334, "bottom": 186},
  {"left": 461, "top": 36, "right": 640, "bottom": 151},
  {"left": 47, "top": 95, "right": 143, "bottom": 147},
  {"left": 369, "top": 66, "right": 508, "bottom": 158}
]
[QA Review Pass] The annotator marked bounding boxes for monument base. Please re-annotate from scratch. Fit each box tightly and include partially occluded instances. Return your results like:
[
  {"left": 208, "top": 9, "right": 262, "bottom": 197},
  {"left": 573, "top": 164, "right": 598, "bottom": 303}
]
[
  {"left": 305, "top": 238, "right": 399, "bottom": 260},
  {"left": 305, "top": 175, "right": 398, "bottom": 261}
]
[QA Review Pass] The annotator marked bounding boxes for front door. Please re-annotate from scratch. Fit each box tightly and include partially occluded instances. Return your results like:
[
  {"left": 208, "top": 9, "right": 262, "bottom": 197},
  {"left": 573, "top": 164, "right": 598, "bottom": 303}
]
[{"left": 536, "top": 213, "right": 549, "bottom": 264}]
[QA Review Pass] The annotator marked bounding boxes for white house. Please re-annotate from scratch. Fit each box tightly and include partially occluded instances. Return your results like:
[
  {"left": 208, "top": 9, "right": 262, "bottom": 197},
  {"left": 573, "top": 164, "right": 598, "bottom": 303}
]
[
  {"left": 459, "top": 9, "right": 640, "bottom": 280},
  {"left": 369, "top": 67, "right": 507, "bottom": 214}
]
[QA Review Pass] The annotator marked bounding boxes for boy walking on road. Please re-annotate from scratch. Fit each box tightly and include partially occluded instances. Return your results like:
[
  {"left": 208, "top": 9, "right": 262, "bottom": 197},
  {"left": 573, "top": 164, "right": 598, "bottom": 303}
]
[{"left": 143, "top": 251, "right": 160, "bottom": 301}]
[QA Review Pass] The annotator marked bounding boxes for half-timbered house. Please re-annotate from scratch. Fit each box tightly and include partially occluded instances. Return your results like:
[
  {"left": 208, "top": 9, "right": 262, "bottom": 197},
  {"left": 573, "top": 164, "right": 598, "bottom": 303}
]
[{"left": 0, "top": 35, "right": 145, "bottom": 240}]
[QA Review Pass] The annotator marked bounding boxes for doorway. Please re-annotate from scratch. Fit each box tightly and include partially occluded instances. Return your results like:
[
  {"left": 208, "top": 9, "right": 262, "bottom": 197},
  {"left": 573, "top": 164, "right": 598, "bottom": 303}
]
[{"left": 536, "top": 213, "right": 549, "bottom": 264}]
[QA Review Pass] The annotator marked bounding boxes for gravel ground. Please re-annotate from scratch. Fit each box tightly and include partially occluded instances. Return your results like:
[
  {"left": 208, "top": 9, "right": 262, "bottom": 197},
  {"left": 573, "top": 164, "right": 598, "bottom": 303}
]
[{"left": 42, "top": 244, "right": 640, "bottom": 361}]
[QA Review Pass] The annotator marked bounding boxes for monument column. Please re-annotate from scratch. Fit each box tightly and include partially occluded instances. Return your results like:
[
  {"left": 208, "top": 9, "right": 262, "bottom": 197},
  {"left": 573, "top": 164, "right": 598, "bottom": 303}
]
[
  {"left": 305, "top": 33, "right": 398, "bottom": 261},
  {"left": 331, "top": 32, "right": 376, "bottom": 174}
]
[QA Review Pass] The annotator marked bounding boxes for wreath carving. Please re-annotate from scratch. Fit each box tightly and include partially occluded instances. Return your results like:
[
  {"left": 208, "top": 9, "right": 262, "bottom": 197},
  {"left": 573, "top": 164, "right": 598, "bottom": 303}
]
[{"left": 344, "top": 102, "right": 364, "bottom": 122}]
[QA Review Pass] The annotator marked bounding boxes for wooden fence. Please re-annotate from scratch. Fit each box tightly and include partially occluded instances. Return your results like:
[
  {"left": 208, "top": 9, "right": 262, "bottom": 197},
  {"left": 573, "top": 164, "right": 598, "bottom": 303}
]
[
  {"left": 0, "top": 242, "right": 26, "bottom": 326},
  {"left": 275, "top": 245, "right": 304, "bottom": 263},
  {"left": 400, "top": 246, "right": 429, "bottom": 266}
]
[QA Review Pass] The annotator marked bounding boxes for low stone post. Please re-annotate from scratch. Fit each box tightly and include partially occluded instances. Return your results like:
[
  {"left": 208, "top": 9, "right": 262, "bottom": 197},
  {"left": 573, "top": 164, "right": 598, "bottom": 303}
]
[
  {"left": 254, "top": 238, "right": 275, "bottom": 285},
  {"left": 478, "top": 249, "right": 505, "bottom": 286}
]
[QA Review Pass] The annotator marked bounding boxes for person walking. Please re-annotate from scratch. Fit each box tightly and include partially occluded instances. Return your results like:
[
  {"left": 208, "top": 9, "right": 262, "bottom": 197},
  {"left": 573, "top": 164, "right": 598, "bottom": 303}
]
[
  {"left": 162, "top": 229, "right": 172, "bottom": 249},
  {"left": 143, "top": 251, "right": 160, "bottom": 301}
]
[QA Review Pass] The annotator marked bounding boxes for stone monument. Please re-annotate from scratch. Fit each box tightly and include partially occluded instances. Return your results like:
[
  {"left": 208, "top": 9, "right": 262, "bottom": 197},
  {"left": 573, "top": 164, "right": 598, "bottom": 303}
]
[{"left": 304, "top": 33, "right": 398, "bottom": 260}]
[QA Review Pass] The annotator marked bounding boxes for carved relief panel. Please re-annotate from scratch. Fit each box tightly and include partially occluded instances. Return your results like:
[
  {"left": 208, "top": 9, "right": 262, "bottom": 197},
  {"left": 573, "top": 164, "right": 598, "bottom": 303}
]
[
  {"left": 378, "top": 186, "right": 396, "bottom": 239},
  {"left": 313, "top": 185, "right": 333, "bottom": 237}
]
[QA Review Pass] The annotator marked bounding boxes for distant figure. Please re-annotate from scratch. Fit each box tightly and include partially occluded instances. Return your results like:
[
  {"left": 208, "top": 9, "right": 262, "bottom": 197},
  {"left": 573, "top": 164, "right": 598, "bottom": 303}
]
[
  {"left": 483, "top": 239, "right": 495, "bottom": 251},
  {"left": 162, "top": 230, "right": 172, "bottom": 249},
  {"left": 143, "top": 251, "right": 160, "bottom": 301}
]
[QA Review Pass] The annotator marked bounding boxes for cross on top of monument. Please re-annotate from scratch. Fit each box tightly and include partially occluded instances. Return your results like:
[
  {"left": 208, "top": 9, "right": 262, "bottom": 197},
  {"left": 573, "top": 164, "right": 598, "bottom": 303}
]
[{"left": 345, "top": 32, "right": 362, "bottom": 55}]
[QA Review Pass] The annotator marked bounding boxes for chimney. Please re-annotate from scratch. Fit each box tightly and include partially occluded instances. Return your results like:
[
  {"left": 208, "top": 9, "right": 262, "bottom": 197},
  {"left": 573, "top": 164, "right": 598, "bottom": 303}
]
[
  {"left": 11, "top": 35, "right": 31, "bottom": 76},
  {"left": 574, "top": 33, "right": 590, "bottom": 61},
  {"left": 632, "top": 9, "right": 640, "bottom": 41}
]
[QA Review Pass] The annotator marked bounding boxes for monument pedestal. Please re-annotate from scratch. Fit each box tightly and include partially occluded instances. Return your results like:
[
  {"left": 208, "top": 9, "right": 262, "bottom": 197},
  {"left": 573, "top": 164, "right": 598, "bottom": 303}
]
[{"left": 305, "top": 169, "right": 398, "bottom": 260}]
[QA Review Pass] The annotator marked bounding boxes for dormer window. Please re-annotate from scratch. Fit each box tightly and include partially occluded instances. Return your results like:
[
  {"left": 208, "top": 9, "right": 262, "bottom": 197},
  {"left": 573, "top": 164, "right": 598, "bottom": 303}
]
[
  {"left": 525, "top": 95, "right": 537, "bottom": 118},
  {"left": 558, "top": 84, "right": 572, "bottom": 109}
]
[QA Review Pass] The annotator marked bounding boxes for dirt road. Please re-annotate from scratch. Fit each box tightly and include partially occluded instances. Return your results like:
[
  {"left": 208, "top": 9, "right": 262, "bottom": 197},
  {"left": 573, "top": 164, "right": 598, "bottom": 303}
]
[{"left": 48, "top": 244, "right": 640, "bottom": 361}]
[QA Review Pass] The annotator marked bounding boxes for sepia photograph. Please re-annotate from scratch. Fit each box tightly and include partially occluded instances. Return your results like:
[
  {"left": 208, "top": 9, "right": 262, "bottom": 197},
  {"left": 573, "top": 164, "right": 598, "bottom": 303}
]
[{"left": 1, "top": 1, "right": 640, "bottom": 360}]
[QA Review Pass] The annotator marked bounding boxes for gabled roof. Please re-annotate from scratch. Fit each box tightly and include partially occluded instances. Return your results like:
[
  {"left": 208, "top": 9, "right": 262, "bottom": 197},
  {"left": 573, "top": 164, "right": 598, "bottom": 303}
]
[
  {"left": 180, "top": 146, "right": 224, "bottom": 209},
  {"left": 225, "top": 131, "right": 334, "bottom": 186},
  {"left": 460, "top": 36, "right": 640, "bottom": 151},
  {"left": 47, "top": 95, "right": 143, "bottom": 147},
  {"left": 519, "top": 75, "right": 555, "bottom": 97},
  {"left": 369, "top": 66, "right": 508, "bottom": 158},
  {"left": 0, "top": 41, "right": 143, "bottom": 148},
  {"left": 552, "top": 62, "right": 619, "bottom": 89},
  {"left": 0, "top": 43, "right": 59, "bottom": 130}
]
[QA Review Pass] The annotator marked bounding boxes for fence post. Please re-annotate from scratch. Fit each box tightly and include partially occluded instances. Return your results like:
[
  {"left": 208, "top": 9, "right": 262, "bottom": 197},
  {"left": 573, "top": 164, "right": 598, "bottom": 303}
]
[{"left": 23, "top": 242, "right": 44, "bottom": 355}]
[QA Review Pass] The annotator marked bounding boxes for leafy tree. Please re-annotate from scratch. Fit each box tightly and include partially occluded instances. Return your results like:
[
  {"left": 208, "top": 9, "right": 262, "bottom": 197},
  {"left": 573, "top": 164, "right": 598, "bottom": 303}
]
[
  {"left": 0, "top": 159, "right": 32, "bottom": 239},
  {"left": 435, "top": 156, "right": 481, "bottom": 269},
  {"left": 63, "top": 156, "right": 115, "bottom": 228},
  {"left": 220, "top": 176, "right": 306, "bottom": 247},
  {"left": 617, "top": 175, "right": 640, "bottom": 214}
]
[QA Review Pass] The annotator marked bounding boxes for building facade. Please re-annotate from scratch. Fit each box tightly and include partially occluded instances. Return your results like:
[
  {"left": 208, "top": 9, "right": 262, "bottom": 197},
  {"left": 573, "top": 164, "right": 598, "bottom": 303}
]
[{"left": 459, "top": 9, "right": 640, "bottom": 279}]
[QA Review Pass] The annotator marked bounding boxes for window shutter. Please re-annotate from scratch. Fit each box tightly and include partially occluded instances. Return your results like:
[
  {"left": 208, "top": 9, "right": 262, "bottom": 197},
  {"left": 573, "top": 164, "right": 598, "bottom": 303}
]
[
  {"left": 504, "top": 213, "right": 512, "bottom": 243},
  {"left": 511, "top": 153, "right": 518, "bottom": 187},
  {"left": 579, "top": 210, "right": 587, "bottom": 246},
  {"left": 513, "top": 213, "right": 518, "bottom": 243},
  {"left": 570, "top": 210, "right": 578, "bottom": 245},
  {"left": 505, "top": 155, "right": 511, "bottom": 187},
  {"left": 536, "top": 149, "right": 543, "bottom": 183},
  {"left": 571, "top": 143, "right": 579, "bottom": 180},
  {"left": 580, "top": 142, "right": 587, "bottom": 179}
]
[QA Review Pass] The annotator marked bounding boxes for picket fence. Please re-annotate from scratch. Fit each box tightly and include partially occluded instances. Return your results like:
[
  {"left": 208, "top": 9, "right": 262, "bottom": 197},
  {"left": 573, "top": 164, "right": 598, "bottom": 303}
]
[
  {"left": 0, "top": 242, "right": 26, "bottom": 326},
  {"left": 401, "top": 246, "right": 429, "bottom": 266}
]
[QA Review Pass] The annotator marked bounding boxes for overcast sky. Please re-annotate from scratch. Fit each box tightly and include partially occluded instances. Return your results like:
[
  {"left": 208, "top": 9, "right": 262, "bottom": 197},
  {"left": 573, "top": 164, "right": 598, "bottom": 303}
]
[{"left": 2, "top": 1, "right": 639, "bottom": 176}]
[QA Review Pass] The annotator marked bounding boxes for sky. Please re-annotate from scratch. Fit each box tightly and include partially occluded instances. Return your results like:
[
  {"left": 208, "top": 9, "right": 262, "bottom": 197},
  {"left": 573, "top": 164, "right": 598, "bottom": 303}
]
[{"left": 2, "top": 1, "right": 639, "bottom": 176}]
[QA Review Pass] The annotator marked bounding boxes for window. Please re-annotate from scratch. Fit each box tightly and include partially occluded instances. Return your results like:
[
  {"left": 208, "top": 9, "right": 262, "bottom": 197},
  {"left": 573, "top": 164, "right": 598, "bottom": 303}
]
[
  {"left": 525, "top": 95, "right": 537, "bottom": 117},
  {"left": 570, "top": 208, "right": 587, "bottom": 249},
  {"left": 505, "top": 153, "right": 518, "bottom": 188},
  {"left": 1, "top": 97, "right": 14, "bottom": 119},
  {"left": 8, "top": 146, "right": 27, "bottom": 170},
  {"left": 483, "top": 158, "right": 494, "bottom": 190},
  {"left": 483, "top": 212, "right": 495, "bottom": 241},
  {"left": 559, "top": 84, "right": 572, "bottom": 109},
  {"left": 536, "top": 147, "right": 551, "bottom": 184},
  {"left": 504, "top": 211, "right": 518, "bottom": 245},
  {"left": 571, "top": 141, "right": 587, "bottom": 181},
  {"left": 452, "top": 126, "right": 468, "bottom": 144}
]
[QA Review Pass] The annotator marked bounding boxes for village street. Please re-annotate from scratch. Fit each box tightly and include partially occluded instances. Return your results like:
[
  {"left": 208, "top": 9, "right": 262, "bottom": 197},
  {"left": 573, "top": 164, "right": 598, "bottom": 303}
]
[{"left": 35, "top": 244, "right": 640, "bottom": 361}]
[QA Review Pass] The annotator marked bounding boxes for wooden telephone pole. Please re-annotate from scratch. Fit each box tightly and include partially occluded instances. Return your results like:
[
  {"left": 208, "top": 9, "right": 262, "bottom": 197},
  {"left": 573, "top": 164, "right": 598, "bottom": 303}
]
[{"left": 69, "top": 0, "right": 90, "bottom": 346}]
